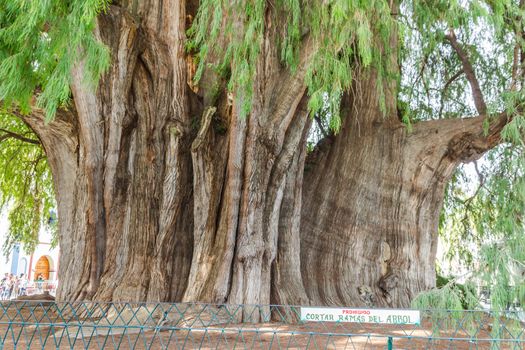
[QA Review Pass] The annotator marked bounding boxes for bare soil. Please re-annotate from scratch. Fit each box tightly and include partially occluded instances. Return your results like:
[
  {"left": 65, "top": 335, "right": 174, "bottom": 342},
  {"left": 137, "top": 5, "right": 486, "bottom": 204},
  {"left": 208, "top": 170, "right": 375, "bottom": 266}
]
[{"left": 0, "top": 304, "right": 521, "bottom": 349}]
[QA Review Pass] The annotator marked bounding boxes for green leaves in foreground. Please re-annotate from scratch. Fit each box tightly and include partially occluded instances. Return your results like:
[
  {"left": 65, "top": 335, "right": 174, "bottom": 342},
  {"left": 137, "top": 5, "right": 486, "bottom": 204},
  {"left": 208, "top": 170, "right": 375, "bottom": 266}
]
[
  {"left": 0, "top": 0, "right": 110, "bottom": 120},
  {"left": 412, "top": 273, "right": 479, "bottom": 311},
  {"left": 0, "top": 114, "right": 56, "bottom": 255},
  {"left": 188, "top": 0, "right": 395, "bottom": 128}
]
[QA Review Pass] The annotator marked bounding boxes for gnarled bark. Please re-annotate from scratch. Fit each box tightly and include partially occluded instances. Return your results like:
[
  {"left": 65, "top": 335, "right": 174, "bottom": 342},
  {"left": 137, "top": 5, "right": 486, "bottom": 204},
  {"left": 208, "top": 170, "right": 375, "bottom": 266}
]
[
  {"left": 17, "top": 0, "right": 510, "bottom": 311},
  {"left": 23, "top": 1, "right": 312, "bottom": 313},
  {"left": 298, "top": 9, "right": 507, "bottom": 307},
  {"left": 300, "top": 74, "right": 508, "bottom": 307}
]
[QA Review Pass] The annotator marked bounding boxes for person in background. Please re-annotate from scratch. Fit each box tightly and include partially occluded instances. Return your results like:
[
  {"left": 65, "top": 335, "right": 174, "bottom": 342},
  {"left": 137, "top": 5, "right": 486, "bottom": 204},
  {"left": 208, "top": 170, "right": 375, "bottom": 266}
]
[
  {"left": 7, "top": 274, "right": 15, "bottom": 300},
  {"left": 12, "top": 275, "right": 19, "bottom": 298},
  {"left": 36, "top": 274, "right": 44, "bottom": 293},
  {"left": 0, "top": 274, "right": 8, "bottom": 300},
  {"left": 18, "top": 274, "right": 27, "bottom": 297}
]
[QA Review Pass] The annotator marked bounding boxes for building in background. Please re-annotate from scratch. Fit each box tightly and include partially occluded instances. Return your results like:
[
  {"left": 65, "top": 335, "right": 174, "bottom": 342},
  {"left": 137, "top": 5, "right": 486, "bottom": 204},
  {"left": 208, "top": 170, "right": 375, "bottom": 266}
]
[{"left": 0, "top": 211, "right": 59, "bottom": 285}]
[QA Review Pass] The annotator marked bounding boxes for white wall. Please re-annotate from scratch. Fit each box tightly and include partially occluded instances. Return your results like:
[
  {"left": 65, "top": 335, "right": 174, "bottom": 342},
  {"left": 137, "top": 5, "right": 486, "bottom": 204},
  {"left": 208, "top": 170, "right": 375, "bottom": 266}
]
[
  {"left": 0, "top": 211, "right": 13, "bottom": 275},
  {"left": 0, "top": 211, "right": 59, "bottom": 281}
]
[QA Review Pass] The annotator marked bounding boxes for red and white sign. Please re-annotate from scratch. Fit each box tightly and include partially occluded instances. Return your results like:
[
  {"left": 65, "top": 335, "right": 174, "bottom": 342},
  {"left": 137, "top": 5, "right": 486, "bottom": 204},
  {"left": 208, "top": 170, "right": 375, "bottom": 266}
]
[{"left": 301, "top": 307, "right": 420, "bottom": 325}]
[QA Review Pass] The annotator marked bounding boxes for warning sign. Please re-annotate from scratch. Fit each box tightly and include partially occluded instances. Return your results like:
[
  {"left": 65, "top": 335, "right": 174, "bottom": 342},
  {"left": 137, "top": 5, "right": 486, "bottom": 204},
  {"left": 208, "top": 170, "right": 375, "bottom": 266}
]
[{"left": 301, "top": 307, "right": 420, "bottom": 325}]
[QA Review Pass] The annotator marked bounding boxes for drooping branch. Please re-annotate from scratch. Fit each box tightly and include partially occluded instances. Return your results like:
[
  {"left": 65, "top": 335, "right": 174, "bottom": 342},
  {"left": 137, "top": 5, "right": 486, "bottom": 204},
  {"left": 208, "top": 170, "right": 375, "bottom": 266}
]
[
  {"left": 509, "top": 0, "right": 525, "bottom": 90},
  {"left": 445, "top": 29, "right": 487, "bottom": 115},
  {"left": 0, "top": 128, "right": 40, "bottom": 145},
  {"left": 438, "top": 69, "right": 464, "bottom": 118},
  {"left": 511, "top": 37, "right": 520, "bottom": 91}
]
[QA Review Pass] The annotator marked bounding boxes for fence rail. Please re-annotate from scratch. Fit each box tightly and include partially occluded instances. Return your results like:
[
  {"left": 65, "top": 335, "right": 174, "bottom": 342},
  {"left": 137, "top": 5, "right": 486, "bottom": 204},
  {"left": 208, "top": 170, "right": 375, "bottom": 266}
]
[{"left": 0, "top": 301, "right": 524, "bottom": 349}]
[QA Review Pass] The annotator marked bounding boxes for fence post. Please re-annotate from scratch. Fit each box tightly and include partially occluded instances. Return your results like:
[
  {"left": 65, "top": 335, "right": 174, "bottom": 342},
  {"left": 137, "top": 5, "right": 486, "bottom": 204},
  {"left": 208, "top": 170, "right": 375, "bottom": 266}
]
[{"left": 387, "top": 336, "right": 393, "bottom": 350}]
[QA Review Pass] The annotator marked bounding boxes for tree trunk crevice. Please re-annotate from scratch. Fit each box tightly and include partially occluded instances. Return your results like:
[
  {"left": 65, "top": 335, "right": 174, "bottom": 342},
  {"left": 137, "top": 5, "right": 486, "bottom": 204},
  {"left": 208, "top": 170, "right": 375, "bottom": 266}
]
[{"left": 18, "top": 2, "right": 510, "bottom": 310}]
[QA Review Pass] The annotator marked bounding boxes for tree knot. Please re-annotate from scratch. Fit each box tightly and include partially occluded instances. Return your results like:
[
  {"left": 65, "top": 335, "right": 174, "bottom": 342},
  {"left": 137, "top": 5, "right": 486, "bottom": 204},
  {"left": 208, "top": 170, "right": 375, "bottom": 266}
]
[
  {"left": 446, "top": 132, "right": 494, "bottom": 163},
  {"left": 191, "top": 106, "right": 216, "bottom": 152},
  {"left": 357, "top": 285, "right": 376, "bottom": 306},
  {"left": 378, "top": 268, "right": 400, "bottom": 294}
]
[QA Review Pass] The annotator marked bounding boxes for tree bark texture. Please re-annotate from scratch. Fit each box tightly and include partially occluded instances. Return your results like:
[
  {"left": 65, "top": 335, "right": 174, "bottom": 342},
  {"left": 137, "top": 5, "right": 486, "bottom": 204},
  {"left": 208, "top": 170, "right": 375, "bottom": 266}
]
[
  {"left": 300, "top": 74, "right": 498, "bottom": 307},
  {"left": 22, "top": 1, "right": 507, "bottom": 311},
  {"left": 24, "top": 2, "right": 312, "bottom": 314}
]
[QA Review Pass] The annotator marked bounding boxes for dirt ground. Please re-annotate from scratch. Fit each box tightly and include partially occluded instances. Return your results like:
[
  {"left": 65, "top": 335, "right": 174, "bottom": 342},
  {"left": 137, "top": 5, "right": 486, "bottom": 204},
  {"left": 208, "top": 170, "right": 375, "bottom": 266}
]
[{"left": 0, "top": 303, "right": 522, "bottom": 349}]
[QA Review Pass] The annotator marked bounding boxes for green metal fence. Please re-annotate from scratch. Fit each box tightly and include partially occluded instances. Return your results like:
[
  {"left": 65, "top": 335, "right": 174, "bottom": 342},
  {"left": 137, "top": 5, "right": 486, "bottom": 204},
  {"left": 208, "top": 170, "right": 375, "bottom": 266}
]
[{"left": 0, "top": 301, "right": 523, "bottom": 349}]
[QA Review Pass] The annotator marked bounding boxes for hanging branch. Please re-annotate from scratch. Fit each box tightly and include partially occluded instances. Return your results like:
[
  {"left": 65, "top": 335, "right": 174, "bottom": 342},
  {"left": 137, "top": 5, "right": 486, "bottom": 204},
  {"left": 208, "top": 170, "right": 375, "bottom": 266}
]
[
  {"left": 438, "top": 69, "right": 464, "bottom": 118},
  {"left": 508, "top": 0, "right": 525, "bottom": 90},
  {"left": 0, "top": 128, "right": 41, "bottom": 145},
  {"left": 511, "top": 39, "right": 520, "bottom": 91},
  {"left": 445, "top": 29, "right": 488, "bottom": 115}
]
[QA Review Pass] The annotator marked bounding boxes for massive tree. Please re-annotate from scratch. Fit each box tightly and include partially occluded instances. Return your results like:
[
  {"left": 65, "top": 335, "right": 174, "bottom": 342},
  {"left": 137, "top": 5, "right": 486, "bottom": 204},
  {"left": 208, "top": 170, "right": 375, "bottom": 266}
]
[{"left": 1, "top": 0, "right": 524, "bottom": 313}]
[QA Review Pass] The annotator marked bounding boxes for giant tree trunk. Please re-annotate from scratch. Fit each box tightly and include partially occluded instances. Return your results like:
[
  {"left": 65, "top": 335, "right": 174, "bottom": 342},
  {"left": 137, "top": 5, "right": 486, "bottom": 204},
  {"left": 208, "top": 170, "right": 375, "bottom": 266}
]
[
  {"left": 25, "top": 1, "right": 311, "bottom": 314},
  {"left": 300, "top": 72, "right": 506, "bottom": 308},
  {"left": 21, "top": 1, "right": 506, "bottom": 310}
]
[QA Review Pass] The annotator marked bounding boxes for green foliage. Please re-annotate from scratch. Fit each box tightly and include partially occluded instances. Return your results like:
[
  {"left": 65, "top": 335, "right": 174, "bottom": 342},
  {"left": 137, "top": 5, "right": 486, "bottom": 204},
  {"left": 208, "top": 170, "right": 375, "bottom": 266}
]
[
  {"left": 187, "top": 0, "right": 266, "bottom": 117},
  {"left": 0, "top": 0, "right": 106, "bottom": 252},
  {"left": 436, "top": 141, "right": 525, "bottom": 311},
  {"left": 188, "top": 0, "right": 395, "bottom": 128},
  {"left": 0, "top": 0, "right": 110, "bottom": 119},
  {"left": 413, "top": 273, "right": 479, "bottom": 310},
  {"left": 394, "top": 0, "right": 525, "bottom": 313},
  {"left": 399, "top": 0, "right": 523, "bottom": 123},
  {"left": 0, "top": 114, "right": 56, "bottom": 255}
]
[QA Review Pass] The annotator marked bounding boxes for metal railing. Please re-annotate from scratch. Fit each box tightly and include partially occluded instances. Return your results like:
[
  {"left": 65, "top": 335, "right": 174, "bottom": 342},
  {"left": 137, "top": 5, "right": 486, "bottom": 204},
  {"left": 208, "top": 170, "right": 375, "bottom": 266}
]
[{"left": 0, "top": 301, "right": 523, "bottom": 349}]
